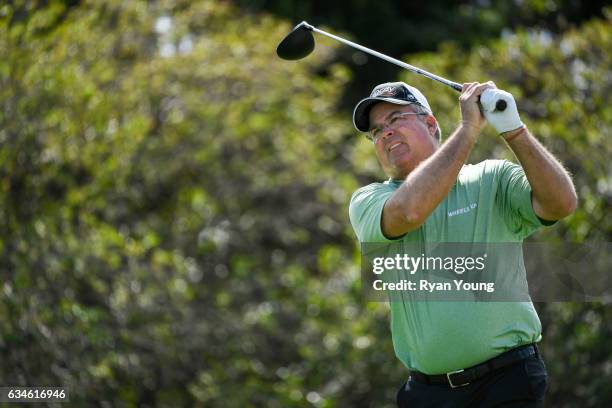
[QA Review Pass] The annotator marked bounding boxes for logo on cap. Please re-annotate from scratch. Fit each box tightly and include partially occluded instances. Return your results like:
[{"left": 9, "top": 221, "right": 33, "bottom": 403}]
[
  {"left": 372, "top": 86, "right": 400, "bottom": 98},
  {"left": 371, "top": 83, "right": 420, "bottom": 106}
]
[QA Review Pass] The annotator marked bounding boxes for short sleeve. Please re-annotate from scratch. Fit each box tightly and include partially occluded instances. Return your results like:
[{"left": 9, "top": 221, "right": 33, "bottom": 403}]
[
  {"left": 494, "top": 160, "right": 553, "bottom": 239},
  {"left": 349, "top": 183, "right": 396, "bottom": 243}
]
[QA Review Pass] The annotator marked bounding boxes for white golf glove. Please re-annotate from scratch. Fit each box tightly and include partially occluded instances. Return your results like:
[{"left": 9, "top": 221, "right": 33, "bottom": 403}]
[{"left": 480, "top": 88, "right": 524, "bottom": 134}]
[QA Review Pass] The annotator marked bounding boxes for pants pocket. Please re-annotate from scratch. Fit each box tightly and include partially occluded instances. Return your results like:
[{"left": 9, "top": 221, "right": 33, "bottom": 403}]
[
  {"left": 396, "top": 380, "right": 407, "bottom": 407},
  {"left": 523, "top": 356, "right": 548, "bottom": 400}
]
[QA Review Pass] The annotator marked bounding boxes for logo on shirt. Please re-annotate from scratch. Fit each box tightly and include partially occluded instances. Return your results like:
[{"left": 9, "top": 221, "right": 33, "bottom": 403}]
[{"left": 448, "top": 203, "right": 477, "bottom": 218}]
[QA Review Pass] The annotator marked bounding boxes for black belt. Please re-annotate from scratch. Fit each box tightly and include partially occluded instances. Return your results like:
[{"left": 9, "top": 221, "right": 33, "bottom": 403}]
[{"left": 409, "top": 344, "right": 538, "bottom": 388}]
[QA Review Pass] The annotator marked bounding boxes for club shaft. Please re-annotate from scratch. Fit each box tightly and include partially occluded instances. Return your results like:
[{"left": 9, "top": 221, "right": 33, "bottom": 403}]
[{"left": 310, "top": 26, "right": 463, "bottom": 92}]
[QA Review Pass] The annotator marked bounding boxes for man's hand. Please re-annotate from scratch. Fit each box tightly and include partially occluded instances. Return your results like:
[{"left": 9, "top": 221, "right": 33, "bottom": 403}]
[
  {"left": 459, "top": 82, "right": 496, "bottom": 134},
  {"left": 480, "top": 88, "right": 524, "bottom": 134}
]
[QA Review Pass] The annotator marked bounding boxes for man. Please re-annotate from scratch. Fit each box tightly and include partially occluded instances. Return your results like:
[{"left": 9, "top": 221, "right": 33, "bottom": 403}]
[{"left": 348, "top": 81, "right": 577, "bottom": 407}]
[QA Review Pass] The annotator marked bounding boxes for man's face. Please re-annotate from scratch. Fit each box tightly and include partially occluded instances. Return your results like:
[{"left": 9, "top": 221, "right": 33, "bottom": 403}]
[{"left": 368, "top": 102, "right": 439, "bottom": 179}]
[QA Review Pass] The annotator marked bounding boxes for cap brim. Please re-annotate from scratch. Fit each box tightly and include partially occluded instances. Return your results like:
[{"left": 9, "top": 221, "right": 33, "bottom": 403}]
[{"left": 352, "top": 97, "right": 412, "bottom": 132}]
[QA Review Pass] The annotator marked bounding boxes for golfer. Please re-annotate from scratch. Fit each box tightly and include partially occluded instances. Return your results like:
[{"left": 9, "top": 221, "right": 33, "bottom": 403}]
[{"left": 349, "top": 81, "right": 577, "bottom": 407}]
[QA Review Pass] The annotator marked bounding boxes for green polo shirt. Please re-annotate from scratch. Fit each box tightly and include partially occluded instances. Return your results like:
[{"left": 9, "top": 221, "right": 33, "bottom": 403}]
[{"left": 349, "top": 160, "right": 550, "bottom": 374}]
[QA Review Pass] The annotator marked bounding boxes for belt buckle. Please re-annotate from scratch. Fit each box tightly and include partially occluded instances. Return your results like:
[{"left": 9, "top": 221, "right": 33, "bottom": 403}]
[{"left": 446, "top": 369, "right": 469, "bottom": 388}]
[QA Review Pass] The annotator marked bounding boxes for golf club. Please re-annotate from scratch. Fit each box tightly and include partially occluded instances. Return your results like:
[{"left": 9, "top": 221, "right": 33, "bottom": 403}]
[{"left": 277, "top": 21, "right": 507, "bottom": 112}]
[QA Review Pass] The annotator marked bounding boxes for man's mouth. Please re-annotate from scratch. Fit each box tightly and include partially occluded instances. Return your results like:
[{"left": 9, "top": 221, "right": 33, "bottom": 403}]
[{"left": 387, "top": 141, "right": 405, "bottom": 152}]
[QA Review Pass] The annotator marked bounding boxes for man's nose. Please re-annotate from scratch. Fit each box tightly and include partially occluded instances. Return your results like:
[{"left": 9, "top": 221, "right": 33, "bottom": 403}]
[{"left": 381, "top": 128, "right": 394, "bottom": 140}]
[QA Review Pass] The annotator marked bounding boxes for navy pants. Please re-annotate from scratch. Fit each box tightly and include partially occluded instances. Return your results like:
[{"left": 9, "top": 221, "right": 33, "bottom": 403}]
[{"left": 397, "top": 354, "right": 548, "bottom": 407}]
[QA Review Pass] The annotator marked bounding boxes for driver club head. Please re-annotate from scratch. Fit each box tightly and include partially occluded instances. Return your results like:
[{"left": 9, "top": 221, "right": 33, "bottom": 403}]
[{"left": 276, "top": 21, "right": 315, "bottom": 60}]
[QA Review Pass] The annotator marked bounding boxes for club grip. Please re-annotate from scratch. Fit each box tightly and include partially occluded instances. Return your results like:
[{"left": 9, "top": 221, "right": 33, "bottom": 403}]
[{"left": 450, "top": 82, "right": 463, "bottom": 92}]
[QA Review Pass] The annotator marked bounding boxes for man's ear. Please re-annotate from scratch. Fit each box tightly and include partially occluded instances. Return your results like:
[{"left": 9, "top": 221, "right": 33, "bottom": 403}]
[{"left": 425, "top": 115, "right": 438, "bottom": 137}]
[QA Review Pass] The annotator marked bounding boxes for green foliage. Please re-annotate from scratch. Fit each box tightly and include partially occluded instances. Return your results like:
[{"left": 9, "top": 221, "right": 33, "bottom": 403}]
[{"left": 0, "top": 1, "right": 610, "bottom": 407}]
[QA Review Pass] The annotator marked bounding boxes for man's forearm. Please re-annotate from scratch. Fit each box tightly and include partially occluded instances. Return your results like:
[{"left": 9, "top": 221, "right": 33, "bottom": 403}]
[
  {"left": 505, "top": 127, "right": 578, "bottom": 220},
  {"left": 390, "top": 124, "right": 478, "bottom": 223}
]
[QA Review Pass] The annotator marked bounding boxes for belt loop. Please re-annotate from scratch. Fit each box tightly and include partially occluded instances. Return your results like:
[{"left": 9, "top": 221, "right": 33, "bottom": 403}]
[{"left": 533, "top": 343, "right": 540, "bottom": 358}]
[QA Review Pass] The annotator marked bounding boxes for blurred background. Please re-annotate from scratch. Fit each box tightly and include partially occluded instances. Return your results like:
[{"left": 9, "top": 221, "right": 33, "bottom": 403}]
[{"left": 0, "top": 0, "right": 610, "bottom": 406}]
